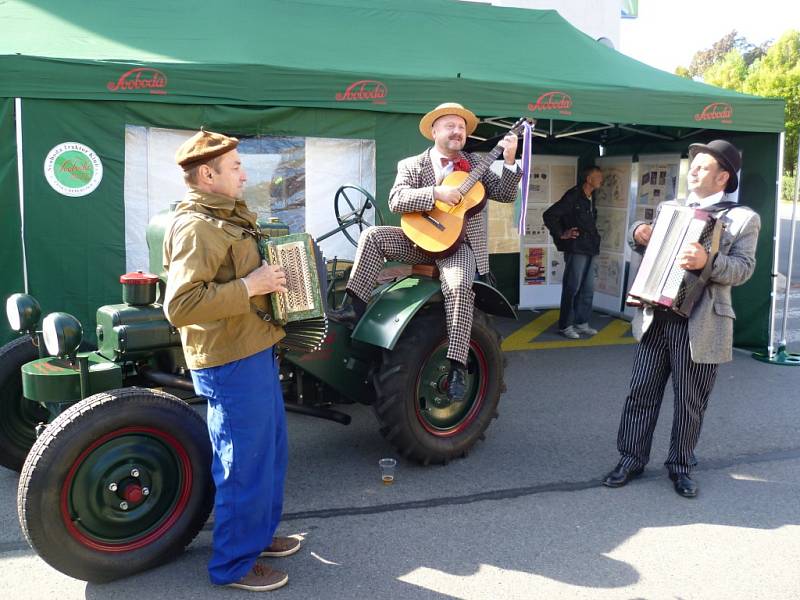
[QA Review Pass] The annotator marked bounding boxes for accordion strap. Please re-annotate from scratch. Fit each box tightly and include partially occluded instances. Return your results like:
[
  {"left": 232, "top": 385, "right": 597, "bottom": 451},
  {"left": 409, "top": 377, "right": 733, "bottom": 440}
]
[{"left": 697, "top": 206, "right": 732, "bottom": 285}]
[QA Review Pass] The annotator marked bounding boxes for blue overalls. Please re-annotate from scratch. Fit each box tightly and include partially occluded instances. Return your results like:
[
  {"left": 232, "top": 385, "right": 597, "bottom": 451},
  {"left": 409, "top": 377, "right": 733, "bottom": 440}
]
[{"left": 191, "top": 346, "right": 288, "bottom": 585}]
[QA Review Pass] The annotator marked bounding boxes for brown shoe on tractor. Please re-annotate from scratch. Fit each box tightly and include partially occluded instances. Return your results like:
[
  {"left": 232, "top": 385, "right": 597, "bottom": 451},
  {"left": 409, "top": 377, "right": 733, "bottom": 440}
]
[
  {"left": 226, "top": 562, "right": 288, "bottom": 592},
  {"left": 260, "top": 536, "right": 302, "bottom": 558}
]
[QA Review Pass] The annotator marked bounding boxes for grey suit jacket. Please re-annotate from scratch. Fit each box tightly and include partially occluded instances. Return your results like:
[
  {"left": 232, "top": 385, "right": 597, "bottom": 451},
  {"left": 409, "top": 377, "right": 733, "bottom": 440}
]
[
  {"left": 630, "top": 200, "right": 760, "bottom": 364},
  {"left": 388, "top": 149, "right": 521, "bottom": 274}
]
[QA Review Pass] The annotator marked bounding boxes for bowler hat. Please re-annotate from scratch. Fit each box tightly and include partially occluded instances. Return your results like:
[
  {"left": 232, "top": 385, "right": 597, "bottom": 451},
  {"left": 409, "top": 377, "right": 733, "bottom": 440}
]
[
  {"left": 175, "top": 129, "right": 239, "bottom": 170},
  {"left": 688, "top": 139, "right": 741, "bottom": 193},
  {"left": 419, "top": 102, "right": 479, "bottom": 141}
]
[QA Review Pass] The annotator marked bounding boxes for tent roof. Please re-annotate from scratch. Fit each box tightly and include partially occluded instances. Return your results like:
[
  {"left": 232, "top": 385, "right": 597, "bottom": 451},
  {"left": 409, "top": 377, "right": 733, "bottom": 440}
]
[{"left": 0, "top": 0, "right": 785, "bottom": 132}]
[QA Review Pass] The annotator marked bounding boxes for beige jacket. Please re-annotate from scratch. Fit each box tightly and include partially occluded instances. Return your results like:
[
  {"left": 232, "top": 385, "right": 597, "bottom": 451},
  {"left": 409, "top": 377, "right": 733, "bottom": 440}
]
[{"left": 163, "top": 190, "right": 284, "bottom": 369}]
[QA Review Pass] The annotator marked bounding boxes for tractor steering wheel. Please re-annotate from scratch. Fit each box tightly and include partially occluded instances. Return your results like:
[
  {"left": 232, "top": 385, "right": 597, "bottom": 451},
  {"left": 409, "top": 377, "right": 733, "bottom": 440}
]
[{"left": 333, "top": 184, "right": 384, "bottom": 247}]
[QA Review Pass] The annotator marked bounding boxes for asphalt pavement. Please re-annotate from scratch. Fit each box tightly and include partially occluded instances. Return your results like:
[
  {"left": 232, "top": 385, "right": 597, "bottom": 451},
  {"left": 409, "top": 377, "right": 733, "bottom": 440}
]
[{"left": 1, "top": 323, "right": 799, "bottom": 599}]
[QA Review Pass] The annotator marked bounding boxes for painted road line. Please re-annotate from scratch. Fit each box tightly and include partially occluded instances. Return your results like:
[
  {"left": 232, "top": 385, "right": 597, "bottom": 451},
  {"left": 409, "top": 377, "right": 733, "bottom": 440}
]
[{"left": 502, "top": 310, "right": 637, "bottom": 351}]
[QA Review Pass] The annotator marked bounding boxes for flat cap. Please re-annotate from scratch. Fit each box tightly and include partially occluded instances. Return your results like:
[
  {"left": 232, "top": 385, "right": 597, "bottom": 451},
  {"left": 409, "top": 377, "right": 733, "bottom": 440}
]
[{"left": 175, "top": 129, "right": 239, "bottom": 170}]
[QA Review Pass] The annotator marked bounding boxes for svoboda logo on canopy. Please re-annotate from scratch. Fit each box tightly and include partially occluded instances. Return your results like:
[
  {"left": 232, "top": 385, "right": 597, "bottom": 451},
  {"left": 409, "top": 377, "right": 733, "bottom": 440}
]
[{"left": 44, "top": 143, "right": 104, "bottom": 197}]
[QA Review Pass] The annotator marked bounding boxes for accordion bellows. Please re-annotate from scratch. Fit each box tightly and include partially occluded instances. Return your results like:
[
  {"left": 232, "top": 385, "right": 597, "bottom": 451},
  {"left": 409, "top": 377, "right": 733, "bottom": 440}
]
[
  {"left": 628, "top": 205, "right": 718, "bottom": 317},
  {"left": 259, "top": 233, "right": 328, "bottom": 353}
]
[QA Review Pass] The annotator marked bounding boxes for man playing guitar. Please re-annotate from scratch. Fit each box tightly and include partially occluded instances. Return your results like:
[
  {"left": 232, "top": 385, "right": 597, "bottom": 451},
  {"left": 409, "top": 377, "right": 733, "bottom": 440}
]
[{"left": 328, "top": 102, "right": 521, "bottom": 402}]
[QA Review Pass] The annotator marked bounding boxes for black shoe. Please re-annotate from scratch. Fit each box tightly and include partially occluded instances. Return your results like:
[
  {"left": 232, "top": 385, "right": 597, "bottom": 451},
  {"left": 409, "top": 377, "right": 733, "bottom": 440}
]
[
  {"left": 602, "top": 462, "right": 644, "bottom": 488},
  {"left": 327, "top": 304, "right": 362, "bottom": 327},
  {"left": 669, "top": 473, "right": 697, "bottom": 498},
  {"left": 446, "top": 365, "right": 468, "bottom": 402}
]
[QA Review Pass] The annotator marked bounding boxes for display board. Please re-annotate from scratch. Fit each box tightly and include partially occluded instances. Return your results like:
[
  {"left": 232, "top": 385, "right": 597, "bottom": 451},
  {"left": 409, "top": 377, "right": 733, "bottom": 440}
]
[
  {"left": 594, "top": 156, "right": 633, "bottom": 313},
  {"left": 518, "top": 155, "right": 578, "bottom": 309}
]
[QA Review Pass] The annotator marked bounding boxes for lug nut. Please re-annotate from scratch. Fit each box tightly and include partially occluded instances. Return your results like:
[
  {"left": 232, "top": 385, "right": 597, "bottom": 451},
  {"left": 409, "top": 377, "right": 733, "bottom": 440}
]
[
  {"left": 131, "top": 468, "right": 140, "bottom": 478},
  {"left": 108, "top": 483, "right": 118, "bottom": 492},
  {"left": 119, "top": 501, "right": 129, "bottom": 510},
  {"left": 142, "top": 487, "right": 150, "bottom": 496}
]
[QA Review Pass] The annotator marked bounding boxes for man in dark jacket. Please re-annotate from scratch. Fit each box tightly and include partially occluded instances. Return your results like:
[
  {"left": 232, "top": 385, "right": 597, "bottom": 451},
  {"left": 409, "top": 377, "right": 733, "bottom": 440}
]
[{"left": 542, "top": 166, "right": 603, "bottom": 338}]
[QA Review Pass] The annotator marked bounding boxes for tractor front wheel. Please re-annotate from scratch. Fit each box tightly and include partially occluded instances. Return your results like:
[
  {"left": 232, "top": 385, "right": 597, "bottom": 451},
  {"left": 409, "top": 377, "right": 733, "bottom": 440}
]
[
  {"left": 373, "top": 307, "right": 504, "bottom": 465},
  {"left": 17, "top": 387, "right": 213, "bottom": 582},
  {"left": 0, "top": 335, "right": 48, "bottom": 471}
]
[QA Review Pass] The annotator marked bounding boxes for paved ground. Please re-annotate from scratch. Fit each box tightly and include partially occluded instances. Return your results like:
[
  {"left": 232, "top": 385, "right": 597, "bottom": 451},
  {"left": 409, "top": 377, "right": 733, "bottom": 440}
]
[{"left": 1, "top": 314, "right": 799, "bottom": 599}]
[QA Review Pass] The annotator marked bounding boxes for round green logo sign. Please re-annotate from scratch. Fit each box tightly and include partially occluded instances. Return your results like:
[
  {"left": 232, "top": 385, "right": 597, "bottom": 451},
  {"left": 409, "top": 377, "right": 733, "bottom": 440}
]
[{"left": 44, "top": 143, "right": 103, "bottom": 197}]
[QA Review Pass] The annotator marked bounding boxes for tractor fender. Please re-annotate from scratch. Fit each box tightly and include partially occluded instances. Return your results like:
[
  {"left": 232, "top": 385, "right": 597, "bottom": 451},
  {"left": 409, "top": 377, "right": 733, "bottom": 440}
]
[{"left": 351, "top": 276, "right": 516, "bottom": 351}]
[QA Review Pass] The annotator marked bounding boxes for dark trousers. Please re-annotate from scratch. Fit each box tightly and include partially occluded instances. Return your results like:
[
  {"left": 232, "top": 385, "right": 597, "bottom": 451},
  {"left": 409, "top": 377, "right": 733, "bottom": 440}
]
[
  {"left": 616, "top": 317, "right": 718, "bottom": 475},
  {"left": 559, "top": 252, "right": 596, "bottom": 329}
]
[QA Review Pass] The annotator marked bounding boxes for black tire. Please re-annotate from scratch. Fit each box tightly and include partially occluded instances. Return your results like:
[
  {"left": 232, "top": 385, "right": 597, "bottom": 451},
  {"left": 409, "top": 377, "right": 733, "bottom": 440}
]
[
  {"left": 18, "top": 387, "right": 213, "bottom": 582},
  {"left": 373, "top": 306, "right": 504, "bottom": 465},
  {"left": 0, "top": 335, "right": 49, "bottom": 471}
]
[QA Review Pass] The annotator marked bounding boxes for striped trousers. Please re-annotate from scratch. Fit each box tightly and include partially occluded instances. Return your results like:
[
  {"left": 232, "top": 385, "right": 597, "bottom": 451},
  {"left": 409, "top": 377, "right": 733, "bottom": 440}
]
[
  {"left": 346, "top": 226, "right": 476, "bottom": 365},
  {"left": 616, "top": 316, "right": 718, "bottom": 475}
]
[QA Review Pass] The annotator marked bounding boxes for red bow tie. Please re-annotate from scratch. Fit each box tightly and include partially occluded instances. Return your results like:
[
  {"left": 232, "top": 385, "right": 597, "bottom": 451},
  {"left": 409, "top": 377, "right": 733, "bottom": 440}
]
[{"left": 441, "top": 157, "right": 471, "bottom": 172}]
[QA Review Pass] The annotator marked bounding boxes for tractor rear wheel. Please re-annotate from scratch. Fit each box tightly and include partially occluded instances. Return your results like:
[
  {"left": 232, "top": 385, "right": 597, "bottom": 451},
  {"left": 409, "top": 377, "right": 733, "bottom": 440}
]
[
  {"left": 373, "top": 306, "right": 504, "bottom": 465},
  {"left": 18, "top": 387, "right": 213, "bottom": 582},
  {"left": 0, "top": 335, "right": 48, "bottom": 471}
]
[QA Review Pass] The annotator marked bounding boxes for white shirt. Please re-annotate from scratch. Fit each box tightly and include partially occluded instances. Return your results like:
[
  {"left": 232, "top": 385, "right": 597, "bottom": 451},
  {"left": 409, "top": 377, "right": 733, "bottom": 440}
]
[
  {"left": 687, "top": 190, "right": 725, "bottom": 209},
  {"left": 430, "top": 147, "right": 517, "bottom": 185}
]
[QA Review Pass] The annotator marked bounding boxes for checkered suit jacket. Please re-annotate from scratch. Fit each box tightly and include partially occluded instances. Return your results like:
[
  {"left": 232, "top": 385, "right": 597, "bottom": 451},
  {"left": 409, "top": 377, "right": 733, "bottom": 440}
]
[{"left": 388, "top": 149, "right": 521, "bottom": 274}]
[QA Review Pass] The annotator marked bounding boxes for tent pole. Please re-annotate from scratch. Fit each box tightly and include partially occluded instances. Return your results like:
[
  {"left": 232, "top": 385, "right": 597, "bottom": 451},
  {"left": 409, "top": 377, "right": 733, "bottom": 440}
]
[
  {"left": 778, "top": 135, "right": 800, "bottom": 347},
  {"left": 14, "top": 98, "right": 28, "bottom": 294},
  {"left": 753, "top": 131, "right": 800, "bottom": 365}
]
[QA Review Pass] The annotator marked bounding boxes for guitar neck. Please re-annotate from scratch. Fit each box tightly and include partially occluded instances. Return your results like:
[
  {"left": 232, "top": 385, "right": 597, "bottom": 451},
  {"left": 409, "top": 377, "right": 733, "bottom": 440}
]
[{"left": 457, "top": 144, "right": 506, "bottom": 195}]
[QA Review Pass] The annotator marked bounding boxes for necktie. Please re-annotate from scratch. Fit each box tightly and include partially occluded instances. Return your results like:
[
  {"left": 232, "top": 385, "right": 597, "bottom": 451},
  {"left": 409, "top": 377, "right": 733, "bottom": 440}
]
[{"left": 440, "top": 157, "right": 454, "bottom": 167}]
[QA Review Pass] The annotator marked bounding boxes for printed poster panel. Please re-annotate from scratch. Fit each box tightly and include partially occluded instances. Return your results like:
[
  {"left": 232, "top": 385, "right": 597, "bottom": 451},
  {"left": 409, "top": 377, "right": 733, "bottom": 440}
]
[
  {"left": 550, "top": 164, "right": 577, "bottom": 205},
  {"left": 595, "top": 208, "right": 628, "bottom": 253},
  {"left": 596, "top": 161, "right": 631, "bottom": 208},
  {"left": 594, "top": 252, "right": 623, "bottom": 297},
  {"left": 488, "top": 200, "right": 520, "bottom": 253},
  {"left": 548, "top": 251, "right": 565, "bottom": 285},
  {"left": 523, "top": 245, "right": 547, "bottom": 286},
  {"left": 637, "top": 155, "right": 680, "bottom": 210},
  {"left": 528, "top": 165, "right": 550, "bottom": 203},
  {"left": 524, "top": 205, "right": 550, "bottom": 244},
  {"left": 123, "top": 126, "right": 375, "bottom": 273}
]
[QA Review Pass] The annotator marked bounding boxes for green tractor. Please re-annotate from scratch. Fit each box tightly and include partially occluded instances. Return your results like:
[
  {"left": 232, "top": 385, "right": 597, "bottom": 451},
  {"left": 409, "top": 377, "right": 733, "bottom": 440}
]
[{"left": 1, "top": 185, "right": 514, "bottom": 582}]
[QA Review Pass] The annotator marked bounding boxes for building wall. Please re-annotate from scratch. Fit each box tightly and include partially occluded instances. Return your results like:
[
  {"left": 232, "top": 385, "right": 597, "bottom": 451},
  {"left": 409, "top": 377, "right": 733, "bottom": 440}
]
[{"left": 459, "top": 0, "right": 621, "bottom": 49}]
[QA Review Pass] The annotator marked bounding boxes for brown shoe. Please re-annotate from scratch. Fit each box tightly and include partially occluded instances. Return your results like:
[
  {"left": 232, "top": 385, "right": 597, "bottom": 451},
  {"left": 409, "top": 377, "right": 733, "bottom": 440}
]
[
  {"left": 226, "top": 562, "right": 288, "bottom": 592},
  {"left": 260, "top": 536, "right": 301, "bottom": 558}
]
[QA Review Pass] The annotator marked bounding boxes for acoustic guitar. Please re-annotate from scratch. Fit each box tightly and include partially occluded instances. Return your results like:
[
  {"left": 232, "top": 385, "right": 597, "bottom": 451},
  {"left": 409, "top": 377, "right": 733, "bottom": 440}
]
[{"left": 401, "top": 117, "right": 531, "bottom": 257}]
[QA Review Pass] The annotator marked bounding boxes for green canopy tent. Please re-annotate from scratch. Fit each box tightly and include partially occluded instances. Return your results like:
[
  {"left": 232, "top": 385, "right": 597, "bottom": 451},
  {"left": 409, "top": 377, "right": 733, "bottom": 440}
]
[{"left": 0, "top": 0, "right": 785, "bottom": 352}]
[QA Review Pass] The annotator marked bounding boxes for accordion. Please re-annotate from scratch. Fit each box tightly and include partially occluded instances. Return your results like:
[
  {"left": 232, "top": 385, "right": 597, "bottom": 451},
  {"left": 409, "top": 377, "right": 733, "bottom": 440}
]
[
  {"left": 627, "top": 204, "right": 725, "bottom": 317},
  {"left": 259, "top": 233, "right": 329, "bottom": 353}
]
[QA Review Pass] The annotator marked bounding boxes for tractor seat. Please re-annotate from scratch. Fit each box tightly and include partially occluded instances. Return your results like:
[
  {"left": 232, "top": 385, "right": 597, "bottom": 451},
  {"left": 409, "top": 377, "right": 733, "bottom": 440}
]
[{"left": 411, "top": 264, "right": 439, "bottom": 278}]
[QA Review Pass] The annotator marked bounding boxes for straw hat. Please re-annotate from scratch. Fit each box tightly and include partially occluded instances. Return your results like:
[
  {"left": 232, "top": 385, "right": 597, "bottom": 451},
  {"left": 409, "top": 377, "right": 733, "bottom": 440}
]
[
  {"left": 175, "top": 129, "right": 239, "bottom": 171},
  {"left": 418, "top": 102, "right": 479, "bottom": 140}
]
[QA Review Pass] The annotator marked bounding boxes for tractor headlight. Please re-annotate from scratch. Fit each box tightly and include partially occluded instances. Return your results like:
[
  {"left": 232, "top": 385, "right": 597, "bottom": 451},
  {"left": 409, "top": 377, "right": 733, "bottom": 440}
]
[
  {"left": 6, "top": 293, "right": 42, "bottom": 332},
  {"left": 41, "top": 312, "right": 83, "bottom": 358}
]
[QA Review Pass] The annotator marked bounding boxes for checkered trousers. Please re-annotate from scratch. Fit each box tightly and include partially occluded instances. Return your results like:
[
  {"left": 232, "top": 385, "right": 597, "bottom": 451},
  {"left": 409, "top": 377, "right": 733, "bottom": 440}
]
[{"left": 346, "top": 225, "right": 476, "bottom": 365}]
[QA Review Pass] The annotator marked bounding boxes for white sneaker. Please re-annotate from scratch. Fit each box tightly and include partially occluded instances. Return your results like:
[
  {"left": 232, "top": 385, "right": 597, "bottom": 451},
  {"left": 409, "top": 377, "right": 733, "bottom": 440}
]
[
  {"left": 560, "top": 326, "right": 580, "bottom": 339},
  {"left": 574, "top": 323, "right": 598, "bottom": 335}
]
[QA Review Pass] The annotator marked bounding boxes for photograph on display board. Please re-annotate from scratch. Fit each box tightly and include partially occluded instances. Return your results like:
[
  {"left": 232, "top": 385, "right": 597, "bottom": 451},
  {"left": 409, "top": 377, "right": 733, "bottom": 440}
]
[
  {"left": 595, "top": 163, "right": 631, "bottom": 208},
  {"left": 524, "top": 205, "right": 550, "bottom": 244},
  {"left": 523, "top": 246, "right": 547, "bottom": 285},
  {"left": 637, "top": 160, "right": 679, "bottom": 207},
  {"left": 594, "top": 252, "right": 623, "bottom": 296},
  {"left": 529, "top": 165, "right": 550, "bottom": 203}
]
